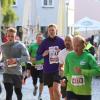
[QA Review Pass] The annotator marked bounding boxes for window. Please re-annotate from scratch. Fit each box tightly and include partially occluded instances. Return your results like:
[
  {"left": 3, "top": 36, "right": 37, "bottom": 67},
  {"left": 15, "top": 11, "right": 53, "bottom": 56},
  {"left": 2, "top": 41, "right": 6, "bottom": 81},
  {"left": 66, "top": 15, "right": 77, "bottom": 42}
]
[
  {"left": 41, "top": 26, "right": 47, "bottom": 33},
  {"left": 12, "top": 0, "right": 17, "bottom": 6},
  {"left": 42, "top": 0, "right": 54, "bottom": 7},
  {"left": 41, "top": 26, "right": 48, "bottom": 38}
]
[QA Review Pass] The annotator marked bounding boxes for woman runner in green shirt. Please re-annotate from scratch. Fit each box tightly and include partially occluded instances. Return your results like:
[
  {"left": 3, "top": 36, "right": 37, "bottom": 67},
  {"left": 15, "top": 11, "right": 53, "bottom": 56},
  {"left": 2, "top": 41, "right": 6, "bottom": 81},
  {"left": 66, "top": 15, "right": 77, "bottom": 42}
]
[{"left": 64, "top": 35, "right": 100, "bottom": 100}]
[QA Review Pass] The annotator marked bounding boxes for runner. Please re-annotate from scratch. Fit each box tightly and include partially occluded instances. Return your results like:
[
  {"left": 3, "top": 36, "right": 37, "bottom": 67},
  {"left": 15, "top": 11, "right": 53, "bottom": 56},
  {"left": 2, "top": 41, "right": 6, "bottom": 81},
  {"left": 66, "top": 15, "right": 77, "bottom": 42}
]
[
  {"left": 0, "top": 27, "right": 29, "bottom": 100},
  {"left": 58, "top": 35, "right": 73, "bottom": 100},
  {"left": 28, "top": 33, "right": 44, "bottom": 100},
  {"left": 64, "top": 35, "right": 100, "bottom": 100},
  {"left": 37, "top": 24, "right": 65, "bottom": 100}
]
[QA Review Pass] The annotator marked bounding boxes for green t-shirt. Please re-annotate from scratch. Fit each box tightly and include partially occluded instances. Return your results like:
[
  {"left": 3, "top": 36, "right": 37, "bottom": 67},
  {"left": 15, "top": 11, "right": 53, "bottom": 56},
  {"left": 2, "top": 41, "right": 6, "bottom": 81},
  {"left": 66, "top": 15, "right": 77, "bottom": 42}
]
[
  {"left": 64, "top": 51, "right": 100, "bottom": 95},
  {"left": 28, "top": 43, "right": 44, "bottom": 65}
]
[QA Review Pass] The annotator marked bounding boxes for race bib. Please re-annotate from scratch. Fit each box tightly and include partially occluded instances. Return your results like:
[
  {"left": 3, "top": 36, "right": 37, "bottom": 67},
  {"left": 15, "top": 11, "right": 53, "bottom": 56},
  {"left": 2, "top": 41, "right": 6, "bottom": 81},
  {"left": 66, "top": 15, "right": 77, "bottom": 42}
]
[
  {"left": 71, "top": 75, "right": 85, "bottom": 86},
  {"left": 35, "top": 64, "right": 43, "bottom": 70},
  {"left": 6, "top": 59, "right": 17, "bottom": 67},
  {"left": 49, "top": 46, "right": 59, "bottom": 64}
]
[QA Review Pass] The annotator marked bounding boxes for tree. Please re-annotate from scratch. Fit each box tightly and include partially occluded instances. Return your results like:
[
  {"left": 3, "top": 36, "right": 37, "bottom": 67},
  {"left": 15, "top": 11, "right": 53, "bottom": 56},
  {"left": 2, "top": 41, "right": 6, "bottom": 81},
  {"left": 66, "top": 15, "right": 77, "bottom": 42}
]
[
  {"left": 1, "top": 0, "right": 15, "bottom": 14},
  {"left": 1, "top": 0, "right": 18, "bottom": 26},
  {"left": 2, "top": 8, "right": 18, "bottom": 26},
  {"left": 0, "top": 0, "right": 18, "bottom": 43}
]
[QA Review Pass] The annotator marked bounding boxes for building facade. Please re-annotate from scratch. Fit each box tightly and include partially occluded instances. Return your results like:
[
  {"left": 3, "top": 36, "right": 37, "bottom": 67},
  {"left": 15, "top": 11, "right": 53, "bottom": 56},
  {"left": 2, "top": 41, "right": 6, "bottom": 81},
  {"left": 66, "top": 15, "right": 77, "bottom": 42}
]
[{"left": 12, "top": 0, "right": 74, "bottom": 42}]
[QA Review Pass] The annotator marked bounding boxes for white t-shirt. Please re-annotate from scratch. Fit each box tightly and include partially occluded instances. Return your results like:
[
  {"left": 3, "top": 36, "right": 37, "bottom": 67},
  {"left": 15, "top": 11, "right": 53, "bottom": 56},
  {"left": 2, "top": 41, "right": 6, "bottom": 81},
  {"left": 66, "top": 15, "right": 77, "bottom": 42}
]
[{"left": 58, "top": 48, "right": 69, "bottom": 65}]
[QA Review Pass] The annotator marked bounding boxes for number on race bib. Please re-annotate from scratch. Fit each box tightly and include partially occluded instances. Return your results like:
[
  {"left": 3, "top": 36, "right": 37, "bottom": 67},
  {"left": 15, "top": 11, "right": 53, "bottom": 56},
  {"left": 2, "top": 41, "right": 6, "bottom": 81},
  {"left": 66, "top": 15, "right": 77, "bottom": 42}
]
[
  {"left": 35, "top": 65, "right": 43, "bottom": 70},
  {"left": 49, "top": 46, "right": 59, "bottom": 64},
  {"left": 71, "top": 75, "right": 85, "bottom": 86},
  {"left": 6, "top": 59, "right": 17, "bottom": 67}
]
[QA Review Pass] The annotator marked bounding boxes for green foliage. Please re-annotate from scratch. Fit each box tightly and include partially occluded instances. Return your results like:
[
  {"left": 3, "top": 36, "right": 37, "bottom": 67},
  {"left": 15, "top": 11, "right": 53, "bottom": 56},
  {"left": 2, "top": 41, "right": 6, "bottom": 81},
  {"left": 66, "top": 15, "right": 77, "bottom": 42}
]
[
  {"left": 2, "top": 8, "right": 18, "bottom": 26},
  {"left": 0, "top": 0, "right": 17, "bottom": 26},
  {"left": 1, "top": 0, "right": 15, "bottom": 15}
]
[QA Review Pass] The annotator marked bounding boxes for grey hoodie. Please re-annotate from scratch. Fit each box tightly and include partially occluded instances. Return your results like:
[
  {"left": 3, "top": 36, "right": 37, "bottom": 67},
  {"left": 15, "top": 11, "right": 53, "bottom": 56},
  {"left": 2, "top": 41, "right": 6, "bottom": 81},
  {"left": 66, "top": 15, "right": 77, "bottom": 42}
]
[{"left": 1, "top": 41, "right": 29, "bottom": 75}]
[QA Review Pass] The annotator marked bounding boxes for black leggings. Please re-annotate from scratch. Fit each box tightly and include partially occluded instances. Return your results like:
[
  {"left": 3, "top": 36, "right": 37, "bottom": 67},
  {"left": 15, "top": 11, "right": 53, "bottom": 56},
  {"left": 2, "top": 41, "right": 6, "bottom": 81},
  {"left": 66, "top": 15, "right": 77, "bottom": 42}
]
[
  {"left": 4, "top": 83, "right": 22, "bottom": 100},
  {"left": 67, "top": 91, "right": 91, "bottom": 100},
  {"left": 31, "top": 67, "right": 43, "bottom": 85}
]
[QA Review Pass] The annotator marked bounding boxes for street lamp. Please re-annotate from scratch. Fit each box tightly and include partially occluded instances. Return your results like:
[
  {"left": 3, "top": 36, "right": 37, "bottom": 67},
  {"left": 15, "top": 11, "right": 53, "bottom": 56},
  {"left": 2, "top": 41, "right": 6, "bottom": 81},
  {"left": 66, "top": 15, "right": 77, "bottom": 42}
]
[{"left": 65, "top": 0, "right": 69, "bottom": 35}]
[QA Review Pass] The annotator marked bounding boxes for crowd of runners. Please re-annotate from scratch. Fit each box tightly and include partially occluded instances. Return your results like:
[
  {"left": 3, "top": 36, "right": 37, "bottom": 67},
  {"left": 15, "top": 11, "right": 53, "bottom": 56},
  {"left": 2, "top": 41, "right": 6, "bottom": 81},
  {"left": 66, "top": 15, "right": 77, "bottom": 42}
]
[{"left": 0, "top": 24, "right": 100, "bottom": 100}]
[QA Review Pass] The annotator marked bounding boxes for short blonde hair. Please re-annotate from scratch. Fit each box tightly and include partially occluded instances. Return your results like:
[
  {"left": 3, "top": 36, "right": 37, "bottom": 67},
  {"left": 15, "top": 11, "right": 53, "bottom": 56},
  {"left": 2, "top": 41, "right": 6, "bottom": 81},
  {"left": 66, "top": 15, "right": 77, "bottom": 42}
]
[{"left": 7, "top": 27, "right": 17, "bottom": 34}]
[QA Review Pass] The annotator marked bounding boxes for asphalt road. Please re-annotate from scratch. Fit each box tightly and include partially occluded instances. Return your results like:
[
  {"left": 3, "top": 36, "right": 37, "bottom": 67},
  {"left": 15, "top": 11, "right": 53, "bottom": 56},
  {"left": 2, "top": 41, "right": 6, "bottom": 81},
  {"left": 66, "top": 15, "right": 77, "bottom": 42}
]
[{"left": 0, "top": 73, "right": 100, "bottom": 100}]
